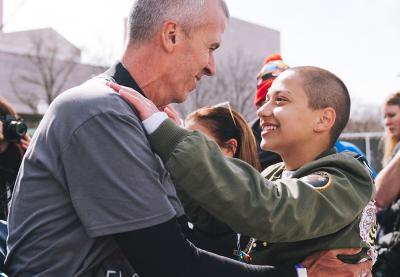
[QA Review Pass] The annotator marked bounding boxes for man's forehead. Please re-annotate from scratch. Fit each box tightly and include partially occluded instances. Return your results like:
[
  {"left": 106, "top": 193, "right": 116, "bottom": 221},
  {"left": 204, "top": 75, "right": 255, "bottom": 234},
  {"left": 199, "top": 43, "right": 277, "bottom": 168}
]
[
  {"left": 203, "top": 0, "right": 228, "bottom": 28},
  {"left": 198, "top": 15, "right": 226, "bottom": 45}
]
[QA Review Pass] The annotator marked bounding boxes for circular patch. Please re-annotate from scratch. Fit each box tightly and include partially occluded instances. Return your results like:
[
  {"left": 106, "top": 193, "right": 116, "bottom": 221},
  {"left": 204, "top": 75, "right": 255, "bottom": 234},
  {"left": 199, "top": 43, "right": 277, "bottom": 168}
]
[{"left": 300, "top": 171, "right": 332, "bottom": 190}]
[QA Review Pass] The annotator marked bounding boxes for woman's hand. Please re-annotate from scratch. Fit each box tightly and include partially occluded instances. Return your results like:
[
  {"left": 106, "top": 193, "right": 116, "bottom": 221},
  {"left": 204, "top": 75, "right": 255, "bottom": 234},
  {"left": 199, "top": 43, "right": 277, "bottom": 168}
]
[
  {"left": 107, "top": 81, "right": 159, "bottom": 121},
  {"left": 0, "top": 122, "right": 31, "bottom": 153},
  {"left": 18, "top": 134, "right": 31, "bottom": 151},
  {"left": 161, "top": 105, "right": 183, "bottom": 126}
]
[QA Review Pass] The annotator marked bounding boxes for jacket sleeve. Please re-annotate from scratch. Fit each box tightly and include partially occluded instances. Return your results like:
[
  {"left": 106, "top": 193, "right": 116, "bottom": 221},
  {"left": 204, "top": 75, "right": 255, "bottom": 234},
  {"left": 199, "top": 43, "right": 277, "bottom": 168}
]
[{"left": 149, "top": 119, "right": 374, "bottom": 242}]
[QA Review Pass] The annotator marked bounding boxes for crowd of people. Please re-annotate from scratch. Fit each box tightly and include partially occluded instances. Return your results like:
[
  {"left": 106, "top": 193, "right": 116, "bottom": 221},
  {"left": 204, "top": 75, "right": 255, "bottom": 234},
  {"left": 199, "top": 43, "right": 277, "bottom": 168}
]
[{"left": 0, "top": 0, "right": 399, "bottom": 276}]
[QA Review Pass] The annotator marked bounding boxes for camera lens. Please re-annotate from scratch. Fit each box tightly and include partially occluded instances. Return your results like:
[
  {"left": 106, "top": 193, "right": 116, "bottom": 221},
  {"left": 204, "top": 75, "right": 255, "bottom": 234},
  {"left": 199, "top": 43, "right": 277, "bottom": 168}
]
[
  {"left": 3, "top": 121, "right": 27, "bottom": 142},
  {"left": 14, "top": 122, "right": 27, "bottom": 136}
]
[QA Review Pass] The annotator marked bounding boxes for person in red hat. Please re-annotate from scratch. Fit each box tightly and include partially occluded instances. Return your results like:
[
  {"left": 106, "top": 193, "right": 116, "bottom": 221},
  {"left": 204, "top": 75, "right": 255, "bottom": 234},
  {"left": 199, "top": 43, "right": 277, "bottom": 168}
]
[{"left": 251, "top": 53, "right": 289, "bottom": 170}]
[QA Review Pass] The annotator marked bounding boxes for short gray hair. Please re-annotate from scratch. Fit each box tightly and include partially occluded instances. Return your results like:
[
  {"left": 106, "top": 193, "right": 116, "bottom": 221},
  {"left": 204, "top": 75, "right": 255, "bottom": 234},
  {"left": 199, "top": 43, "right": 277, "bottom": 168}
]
[{"left": 128, "top": 0, "right": 229, "bottom": 45}]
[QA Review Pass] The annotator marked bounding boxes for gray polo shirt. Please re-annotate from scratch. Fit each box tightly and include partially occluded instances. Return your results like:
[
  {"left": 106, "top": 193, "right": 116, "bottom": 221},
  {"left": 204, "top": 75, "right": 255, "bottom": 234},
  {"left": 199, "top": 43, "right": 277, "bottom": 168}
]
[{"left": 6, "top": 77, "right": 184, "bottom": 276}]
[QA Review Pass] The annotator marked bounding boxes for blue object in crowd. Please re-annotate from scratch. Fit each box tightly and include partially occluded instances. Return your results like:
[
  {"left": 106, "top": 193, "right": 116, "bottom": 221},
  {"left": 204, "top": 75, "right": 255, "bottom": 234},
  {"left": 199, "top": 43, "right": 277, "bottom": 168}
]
[{"left": 335, "top": 140, "right": 377, "bottom": 179}]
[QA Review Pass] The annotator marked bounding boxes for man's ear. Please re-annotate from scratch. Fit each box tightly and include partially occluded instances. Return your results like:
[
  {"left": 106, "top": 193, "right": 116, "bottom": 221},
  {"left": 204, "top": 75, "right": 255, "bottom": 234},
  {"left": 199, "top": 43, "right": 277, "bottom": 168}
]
[
  {"left": 314, "top": 107, "right": 336, "bottom": 133},
  {"left": 161, "top": 21, "right": 178, "bottom": 52}
]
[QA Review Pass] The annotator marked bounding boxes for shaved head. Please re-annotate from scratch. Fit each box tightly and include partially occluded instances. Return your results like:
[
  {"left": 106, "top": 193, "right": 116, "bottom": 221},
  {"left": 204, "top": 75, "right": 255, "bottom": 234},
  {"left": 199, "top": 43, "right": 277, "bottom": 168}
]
[{"left": 288, "top": 66, "right": 350, "bottom": 145}]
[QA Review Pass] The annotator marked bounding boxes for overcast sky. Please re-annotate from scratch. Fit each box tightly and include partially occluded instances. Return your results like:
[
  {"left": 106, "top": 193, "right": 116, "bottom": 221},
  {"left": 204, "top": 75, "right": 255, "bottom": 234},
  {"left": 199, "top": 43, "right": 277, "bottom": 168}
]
[{"left": 4, "top": 0, "right": 400, "bottom": 111}]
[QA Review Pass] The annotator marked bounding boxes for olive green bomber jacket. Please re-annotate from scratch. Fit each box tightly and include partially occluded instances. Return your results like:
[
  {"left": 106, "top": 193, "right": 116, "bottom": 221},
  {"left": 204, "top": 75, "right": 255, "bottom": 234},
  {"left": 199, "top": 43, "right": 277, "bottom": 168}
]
[{"left": 149, "top": 119, "right": 376, "bottom": 265}]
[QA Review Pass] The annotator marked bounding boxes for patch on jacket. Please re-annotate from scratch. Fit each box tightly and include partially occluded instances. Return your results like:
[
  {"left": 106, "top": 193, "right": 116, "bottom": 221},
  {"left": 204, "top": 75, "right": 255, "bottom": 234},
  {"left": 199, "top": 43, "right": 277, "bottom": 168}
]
[
  {"left": 300, "top": 171, "right": 332, "bottom": 190},
  {"left": 359, "top": 200, "right": 377, "bottom": 263}
]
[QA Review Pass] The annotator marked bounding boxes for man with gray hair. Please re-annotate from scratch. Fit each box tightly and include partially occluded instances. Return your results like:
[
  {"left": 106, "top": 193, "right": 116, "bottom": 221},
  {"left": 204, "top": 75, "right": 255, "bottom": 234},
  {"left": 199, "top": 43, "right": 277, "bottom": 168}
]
[{"left": 6, "top": 1, "right": 302, "bottom": 276}]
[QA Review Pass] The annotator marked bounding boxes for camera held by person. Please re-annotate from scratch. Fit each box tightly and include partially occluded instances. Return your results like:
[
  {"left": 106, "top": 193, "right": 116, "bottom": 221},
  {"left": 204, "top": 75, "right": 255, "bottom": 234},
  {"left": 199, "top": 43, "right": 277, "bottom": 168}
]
[
  {"left": 0, "top": 114, "right": 27, "bottom": 143},
  {"left": 0, "top": 96, "right": 31, "bottom": 220}
]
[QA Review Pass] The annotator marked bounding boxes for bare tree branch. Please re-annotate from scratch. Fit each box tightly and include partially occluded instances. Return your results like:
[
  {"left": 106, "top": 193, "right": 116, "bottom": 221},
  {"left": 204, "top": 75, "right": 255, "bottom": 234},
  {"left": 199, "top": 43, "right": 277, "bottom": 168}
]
[
  {"left": 177, "top": 49, "right": 259, "bottom": 121},
  {"left": 10, "top": 33, "right": 79, "bottom": 113},
  {"left": 19, "top": 76, "right": 44, "bottom": 87},
  {"left": 344, "top": 102, "right": 384, "bottom": 132},
  {"left": 10, "top": 79, "right": 39, "bottom": 113}
]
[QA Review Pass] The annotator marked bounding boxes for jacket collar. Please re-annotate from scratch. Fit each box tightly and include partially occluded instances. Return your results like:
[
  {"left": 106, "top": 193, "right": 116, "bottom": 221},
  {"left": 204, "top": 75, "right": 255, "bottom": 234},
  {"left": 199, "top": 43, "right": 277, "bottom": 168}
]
[
  {"left": 315, "top": 147, "right": 337, "bottom": 160},
  {"left": 103, "top": 61, "right": 145, "bottom": 97}
]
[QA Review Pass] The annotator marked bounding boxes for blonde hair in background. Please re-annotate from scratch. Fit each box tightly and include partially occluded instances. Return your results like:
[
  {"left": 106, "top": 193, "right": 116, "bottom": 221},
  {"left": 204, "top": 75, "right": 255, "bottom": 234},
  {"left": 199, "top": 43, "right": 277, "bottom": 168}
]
[
  {"left": 382, "top": 91, "right": 400, "bottom": 165},
  {"left": 185, "top": 105, "right": 262, "bottom": 172}
]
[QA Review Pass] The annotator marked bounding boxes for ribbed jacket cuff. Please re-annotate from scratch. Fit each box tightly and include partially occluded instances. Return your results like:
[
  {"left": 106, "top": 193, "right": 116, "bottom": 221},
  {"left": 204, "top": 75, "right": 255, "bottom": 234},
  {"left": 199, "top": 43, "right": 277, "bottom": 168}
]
[{"left": 149, "top": 119, "right": 190, "bottom": 161}]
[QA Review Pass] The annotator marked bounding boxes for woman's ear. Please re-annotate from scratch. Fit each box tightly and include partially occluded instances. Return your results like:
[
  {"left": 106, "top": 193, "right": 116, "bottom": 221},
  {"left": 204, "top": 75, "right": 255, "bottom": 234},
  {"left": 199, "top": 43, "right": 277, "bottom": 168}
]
[
  {"left": 221, "top": 138, "right": 238, "bottom": 158},
  {"left": 161, "top": 21, "right": 178, "bottom": 52},
  {"left": 314, "top": 107, "right": 336, "bottom": 133}
]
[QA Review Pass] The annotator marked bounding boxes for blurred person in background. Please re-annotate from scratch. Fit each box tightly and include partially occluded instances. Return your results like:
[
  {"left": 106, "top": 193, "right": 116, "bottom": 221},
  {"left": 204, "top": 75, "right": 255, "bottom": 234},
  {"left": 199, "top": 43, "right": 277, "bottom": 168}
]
[
  {"left": 181, "top": 104, "right": 260, "bottom": 259},
  {"left": 334, "top": 140, "right": 377, "bottom": 178},
  {"left": 251, "top": 53, "right": 288, "bottom": 170},
  {"left": 0, "top": 96, "right": 30, "bottom": 220},
  {"left": 373, "top": 91, "right": 400, "bottom": 277}
]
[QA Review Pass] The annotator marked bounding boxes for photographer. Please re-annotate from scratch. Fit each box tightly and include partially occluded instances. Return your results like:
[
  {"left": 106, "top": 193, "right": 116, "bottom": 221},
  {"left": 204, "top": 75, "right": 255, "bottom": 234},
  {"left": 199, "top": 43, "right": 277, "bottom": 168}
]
[{"left": 0, "top": 96, "right": 30, "bottom": 220}]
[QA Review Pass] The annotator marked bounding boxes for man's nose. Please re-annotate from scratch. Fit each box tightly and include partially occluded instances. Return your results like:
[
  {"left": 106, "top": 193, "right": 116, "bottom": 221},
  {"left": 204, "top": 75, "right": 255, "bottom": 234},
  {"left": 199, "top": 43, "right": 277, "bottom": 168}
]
[{"left": 203, "top": 53, "right": 216, "bottom": 76}]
